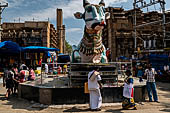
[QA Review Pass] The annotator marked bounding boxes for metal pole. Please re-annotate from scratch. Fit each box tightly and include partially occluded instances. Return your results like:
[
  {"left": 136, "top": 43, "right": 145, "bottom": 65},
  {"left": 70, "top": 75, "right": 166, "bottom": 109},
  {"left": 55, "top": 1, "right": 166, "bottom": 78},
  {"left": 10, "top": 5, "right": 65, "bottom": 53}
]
[
  {"left": 135, "top": 12, "right": 137, "bottom": 49},
  {"left": 69, "top": 62, "right": 72, "bottom": 87},
  {"left": 161, "top": 0, "right": 166, "bottom": 47},
  {"left": 131, "top": 59, "right": 133, "bottom": 76},
  {"left": 116, "top": 62, "right": 118, "bottom": 87},
  {"left": 133, "top": 1, "right": 137, "bottom": 49},
  {"left": 135, "top": 20, "right": 163, "bottom": 28},
  {"left": 40, "top": 62, "right": 43, "bottom": 85}
]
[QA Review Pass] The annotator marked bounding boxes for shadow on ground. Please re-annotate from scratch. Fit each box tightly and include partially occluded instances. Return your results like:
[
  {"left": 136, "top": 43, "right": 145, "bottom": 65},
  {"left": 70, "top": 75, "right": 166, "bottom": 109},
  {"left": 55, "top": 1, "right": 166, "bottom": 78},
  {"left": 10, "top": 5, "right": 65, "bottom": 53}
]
[
  {"left": 157, "top": 82, "right": 170, "bottom": 91},
  {"left": 63, "top": 107, "right": 91, "bottom": 112},
  {"left": 155, "top": 82, "right": 170, "bottom": 111},
  {"left": 0, "top": 84, "right": 47, "bottom": 111},
  {"left": 63, "top": 107, "right": 124, "bottom": 113},
  {"left": 2, "top": 96, "right": 46, "bottom": 111},
  {"left": 156, "top": 82, "right": 170, "bottom": 100},
  {"left": 160, "top": 109, "right": 170, "bottom": 112},
  {"left": 105, "top": 109, "right": 124, "bottom": 113}
]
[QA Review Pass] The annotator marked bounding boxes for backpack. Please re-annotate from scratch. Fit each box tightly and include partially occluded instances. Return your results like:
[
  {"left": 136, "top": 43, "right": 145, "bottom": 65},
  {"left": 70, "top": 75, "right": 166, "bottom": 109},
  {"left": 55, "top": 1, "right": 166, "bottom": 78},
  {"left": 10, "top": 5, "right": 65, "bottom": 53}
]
[{"left": 6, "top": 70, "right": 14, "bottom": 80}]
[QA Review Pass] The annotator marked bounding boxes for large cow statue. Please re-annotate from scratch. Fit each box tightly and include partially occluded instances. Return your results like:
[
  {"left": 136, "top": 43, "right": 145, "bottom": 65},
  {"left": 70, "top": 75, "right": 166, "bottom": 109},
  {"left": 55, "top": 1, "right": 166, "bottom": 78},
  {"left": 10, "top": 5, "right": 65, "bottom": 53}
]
[{"left": 74, "top": 0, "right": 110, "bottom": 63}]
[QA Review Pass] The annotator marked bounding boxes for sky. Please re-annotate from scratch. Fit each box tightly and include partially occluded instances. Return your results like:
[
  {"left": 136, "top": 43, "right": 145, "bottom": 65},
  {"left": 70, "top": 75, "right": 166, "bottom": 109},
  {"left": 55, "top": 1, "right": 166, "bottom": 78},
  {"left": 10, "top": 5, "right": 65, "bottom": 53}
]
[{"left": 1, "top": 0, "right": 170, "bottom": 46}]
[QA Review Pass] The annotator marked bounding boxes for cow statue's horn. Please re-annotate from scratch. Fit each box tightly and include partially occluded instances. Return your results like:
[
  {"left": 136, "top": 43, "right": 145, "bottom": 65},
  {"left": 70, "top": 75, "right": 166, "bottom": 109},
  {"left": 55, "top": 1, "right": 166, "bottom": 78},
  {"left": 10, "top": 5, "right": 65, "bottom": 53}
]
[
  {"left": 99, "top": 0, "right": 105, "bottom": 6},
  {"left": 83, "top": 0, "right": 90, "bottom": 7}
]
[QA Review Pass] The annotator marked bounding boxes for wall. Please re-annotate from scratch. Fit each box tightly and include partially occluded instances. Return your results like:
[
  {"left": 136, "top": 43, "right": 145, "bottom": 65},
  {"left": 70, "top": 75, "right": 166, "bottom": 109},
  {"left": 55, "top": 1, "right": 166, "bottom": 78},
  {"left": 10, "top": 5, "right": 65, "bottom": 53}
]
[
  {"left": 2, "top": 21, "right": 59, "bottom": 48},
  {"left": 19, "top": 84, "right": 147, "bottom": 105}
]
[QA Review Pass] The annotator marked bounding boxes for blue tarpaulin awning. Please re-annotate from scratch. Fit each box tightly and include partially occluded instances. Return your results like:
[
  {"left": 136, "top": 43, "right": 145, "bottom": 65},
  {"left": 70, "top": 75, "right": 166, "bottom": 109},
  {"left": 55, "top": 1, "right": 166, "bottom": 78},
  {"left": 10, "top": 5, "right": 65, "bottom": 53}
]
[
  {"left": 118, "top": 56, "right": 129, "bottom": 60},
  {"left": 0, "top": 41, "right": 21, "bottom": 54},
  {"left": 0, "top": 41, "right": 60, "bottom": 55},
  {"left": 21, "top": 46, "right": 60, "bottom": 52}
]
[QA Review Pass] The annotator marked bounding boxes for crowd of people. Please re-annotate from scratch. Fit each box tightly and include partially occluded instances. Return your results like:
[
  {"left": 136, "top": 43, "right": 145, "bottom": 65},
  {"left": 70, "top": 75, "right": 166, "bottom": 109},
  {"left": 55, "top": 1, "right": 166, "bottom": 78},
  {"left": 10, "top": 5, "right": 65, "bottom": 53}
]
[
  {"left": 45, "top": 63, "right": 68, "bottom": 75},
  {"left": 3, "top": 62, "right": 35, "bottom": 98},
  {"left": 1, "top": 61, "right": 160, "bottom": 110},
  {"left": 2, "top": 62, "right": 69, "bottom": 99},
  {"left": 135, "top": 62, "right": 170, "bottom": 82}
]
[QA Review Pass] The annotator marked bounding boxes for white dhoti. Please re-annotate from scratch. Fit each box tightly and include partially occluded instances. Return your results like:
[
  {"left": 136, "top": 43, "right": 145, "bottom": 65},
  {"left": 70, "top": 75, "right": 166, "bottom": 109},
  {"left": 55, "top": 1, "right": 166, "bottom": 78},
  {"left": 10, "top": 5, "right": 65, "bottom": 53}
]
[{"left": 89, "top": 89, "right": 102, "bottom": 109}]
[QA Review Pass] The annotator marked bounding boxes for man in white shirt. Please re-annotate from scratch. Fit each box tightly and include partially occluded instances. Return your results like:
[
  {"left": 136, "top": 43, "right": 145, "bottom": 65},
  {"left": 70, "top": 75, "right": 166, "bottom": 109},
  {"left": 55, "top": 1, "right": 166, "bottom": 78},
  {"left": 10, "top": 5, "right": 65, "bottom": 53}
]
[
  {"left": 145, "top": 64, "right": 159, "bottom": 102},
  {"left": 88, "top": 67, "right": 102, "bottom": 111}
]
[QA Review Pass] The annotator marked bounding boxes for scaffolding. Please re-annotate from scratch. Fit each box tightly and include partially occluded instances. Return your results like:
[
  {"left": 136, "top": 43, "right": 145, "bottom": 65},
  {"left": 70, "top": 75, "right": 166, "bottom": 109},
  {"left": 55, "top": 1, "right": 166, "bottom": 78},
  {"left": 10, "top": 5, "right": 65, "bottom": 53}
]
[
  {"left": 0, "top": 1, "right": 8, "bottom": 42},
  {"left": 133, "top": 0, "right": 166, "bottom": 49}
]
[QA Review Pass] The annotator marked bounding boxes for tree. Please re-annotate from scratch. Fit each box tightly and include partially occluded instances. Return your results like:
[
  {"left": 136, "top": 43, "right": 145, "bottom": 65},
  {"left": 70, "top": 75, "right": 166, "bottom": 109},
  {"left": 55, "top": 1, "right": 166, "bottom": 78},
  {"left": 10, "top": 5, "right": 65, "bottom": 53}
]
[{"left": 65, "top": 41, "right": 72, "bottom": 55}]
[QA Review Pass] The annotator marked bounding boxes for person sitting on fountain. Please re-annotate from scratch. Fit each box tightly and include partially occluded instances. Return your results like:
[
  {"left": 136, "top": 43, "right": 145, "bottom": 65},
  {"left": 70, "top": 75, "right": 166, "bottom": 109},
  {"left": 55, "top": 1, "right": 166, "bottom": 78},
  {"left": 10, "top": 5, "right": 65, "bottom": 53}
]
[
  {"left": 28, "top": 66, "right": 35, "bottom": 81},
  {"left": 19, "top": 66, "right": 29, "bottom": 83}
]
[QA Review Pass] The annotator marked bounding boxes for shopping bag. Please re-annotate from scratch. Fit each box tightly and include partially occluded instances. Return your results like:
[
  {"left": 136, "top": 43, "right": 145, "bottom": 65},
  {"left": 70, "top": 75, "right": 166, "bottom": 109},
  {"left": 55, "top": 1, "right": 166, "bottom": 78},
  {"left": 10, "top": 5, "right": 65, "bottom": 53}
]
[
  {"left": 123, "top": 83, "right": 133, "bottom": 98},
  {"left": 84, "top": 82, "right": 89, "bottom": 93}
]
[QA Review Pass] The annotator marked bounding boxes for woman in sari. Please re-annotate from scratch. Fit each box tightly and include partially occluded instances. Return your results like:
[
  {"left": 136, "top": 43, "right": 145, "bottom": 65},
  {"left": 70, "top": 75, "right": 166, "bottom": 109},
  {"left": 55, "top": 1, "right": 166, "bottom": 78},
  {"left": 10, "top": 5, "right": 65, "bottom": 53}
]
[{"left": 122, "top": 70, "right": 137, "bottom": 110}]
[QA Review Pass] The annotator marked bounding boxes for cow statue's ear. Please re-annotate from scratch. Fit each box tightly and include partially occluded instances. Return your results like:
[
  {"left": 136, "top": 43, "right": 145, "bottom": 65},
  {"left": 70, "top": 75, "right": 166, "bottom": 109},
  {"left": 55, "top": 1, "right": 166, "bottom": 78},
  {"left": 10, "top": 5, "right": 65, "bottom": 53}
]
[
  {"left": 74, "top": 12, "right": 83, "bottom": 19},
  {"left": 99, "top": 0, "right": 105, "bottom": 6},
  {"left": 84, "top": 0, "right": 90, "bottom": 7}
]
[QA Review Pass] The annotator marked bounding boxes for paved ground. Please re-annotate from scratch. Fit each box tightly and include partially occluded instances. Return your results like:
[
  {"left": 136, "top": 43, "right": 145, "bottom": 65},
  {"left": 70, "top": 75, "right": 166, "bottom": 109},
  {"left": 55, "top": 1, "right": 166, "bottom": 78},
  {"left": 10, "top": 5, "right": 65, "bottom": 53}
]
[{"left": 0, "top": 80, "right": 170, "bottom": 113}]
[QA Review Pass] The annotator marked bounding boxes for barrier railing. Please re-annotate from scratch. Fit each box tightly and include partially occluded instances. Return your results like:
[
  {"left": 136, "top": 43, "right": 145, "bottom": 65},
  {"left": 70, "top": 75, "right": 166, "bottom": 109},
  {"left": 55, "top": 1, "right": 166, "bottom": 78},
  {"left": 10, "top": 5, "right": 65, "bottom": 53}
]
[{"left": 40, "top": 61, "right": 132, "bottom": 87}]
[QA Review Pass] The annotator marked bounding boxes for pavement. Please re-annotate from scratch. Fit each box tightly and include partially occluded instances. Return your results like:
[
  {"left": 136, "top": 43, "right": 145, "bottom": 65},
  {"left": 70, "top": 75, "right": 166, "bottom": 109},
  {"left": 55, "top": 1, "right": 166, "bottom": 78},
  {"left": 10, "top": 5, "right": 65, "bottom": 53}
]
[{"left": 0, "top": 76, "right": 170, "bottom": 113}]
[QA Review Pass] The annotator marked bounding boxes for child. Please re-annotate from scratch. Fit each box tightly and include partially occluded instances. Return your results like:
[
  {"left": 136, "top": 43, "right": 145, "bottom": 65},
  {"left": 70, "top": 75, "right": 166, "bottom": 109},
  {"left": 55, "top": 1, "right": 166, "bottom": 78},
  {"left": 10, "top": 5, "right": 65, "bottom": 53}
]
[
  {"left": 122, "top": 70, "right": 137, "bottom": 110},
  {"left": 28, "top": 66, "right": 35, "bottom": 81}
]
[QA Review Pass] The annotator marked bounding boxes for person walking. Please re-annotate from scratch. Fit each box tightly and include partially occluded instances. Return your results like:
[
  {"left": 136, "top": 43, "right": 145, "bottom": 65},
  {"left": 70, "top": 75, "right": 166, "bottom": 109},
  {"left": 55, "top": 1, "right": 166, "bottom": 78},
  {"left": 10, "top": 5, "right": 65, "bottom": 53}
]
[
  {"left": 12, "top": 63, "right": 19, "bottom": 95},
  {"left": 145, "top": 64, "right": 159, "bottom": 102},
  {"left": 122, "top": 70, "right": 137, "bottom": 110},
  {"left": 88, "top": 67, "right": 102, "bottom": 111},
  {"left": 3, "top": 65, "right": 15, "bottom": 98}
]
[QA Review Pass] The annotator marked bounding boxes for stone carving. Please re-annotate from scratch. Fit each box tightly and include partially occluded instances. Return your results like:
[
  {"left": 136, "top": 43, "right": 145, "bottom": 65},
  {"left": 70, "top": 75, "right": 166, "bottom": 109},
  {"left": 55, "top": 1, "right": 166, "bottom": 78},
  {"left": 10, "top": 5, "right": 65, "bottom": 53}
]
[
  {"left": 22, "top": 30, "right": 27, "bottom": 38},
  {"left": 31, "top": 30, "right": 36, "bottom": 38}
]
